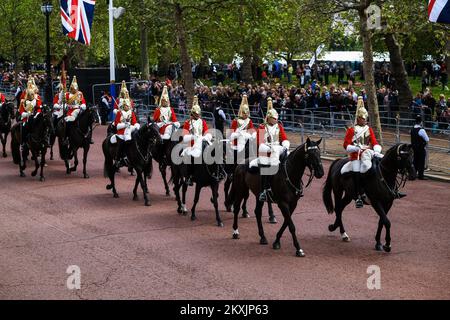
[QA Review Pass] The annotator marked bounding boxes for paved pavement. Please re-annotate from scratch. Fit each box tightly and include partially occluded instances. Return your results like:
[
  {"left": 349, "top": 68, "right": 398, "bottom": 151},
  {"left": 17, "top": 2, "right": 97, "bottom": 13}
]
[{"left": 0, "top": 126, "right": 449, "bottom": 299}]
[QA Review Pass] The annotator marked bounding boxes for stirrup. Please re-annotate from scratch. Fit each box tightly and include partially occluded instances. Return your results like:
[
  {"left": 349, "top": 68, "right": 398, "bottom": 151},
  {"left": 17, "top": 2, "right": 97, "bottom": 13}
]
[
  {"left": 395, "top": 191, "right": 407, "bottom": 199},
  {"left": 355, "top": 198, "right": 364, "bottom": 208},
  {"left": 259, "top": 189, "right": 272, "bottom": 202}
]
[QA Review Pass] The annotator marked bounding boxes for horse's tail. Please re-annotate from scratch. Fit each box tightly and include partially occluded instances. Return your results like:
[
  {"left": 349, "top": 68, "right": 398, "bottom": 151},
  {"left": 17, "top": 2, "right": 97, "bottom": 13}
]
[
  {"left": 102, "top": 139, "right": 111, "bottom": 178},
  {"left": 10, "top": 129, "right": 20, "bottom": 165},
  {"left": 323, "top": 159, "right": 339, "bottom": 215}
]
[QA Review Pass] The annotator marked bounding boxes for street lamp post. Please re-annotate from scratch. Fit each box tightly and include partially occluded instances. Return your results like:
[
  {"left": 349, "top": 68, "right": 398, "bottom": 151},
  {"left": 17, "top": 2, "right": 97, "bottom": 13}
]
[{"left": 41, "top": 1, "right": 53, "bottom": 106}]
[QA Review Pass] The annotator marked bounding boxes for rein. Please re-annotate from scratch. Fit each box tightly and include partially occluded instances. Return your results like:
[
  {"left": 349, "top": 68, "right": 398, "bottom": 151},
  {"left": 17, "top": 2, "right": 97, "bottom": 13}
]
[
  {"left": 283, "top": 144, "right": 317, "bottom": 196},
  {"left": 378, "top": 144, "right": 408, "bottom": 197}
]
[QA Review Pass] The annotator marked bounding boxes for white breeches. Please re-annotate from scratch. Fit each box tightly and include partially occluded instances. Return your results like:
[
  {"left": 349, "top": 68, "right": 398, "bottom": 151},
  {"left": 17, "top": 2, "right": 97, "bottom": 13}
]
[
  {"left": 110, "top": 126, "right": 138, "bottom": 144},
  {"left": 249, "top": 143, "right": 284, "bottom": 168},
  {"left": 182, "top": 138, "right": 203, "bottom": 158},
  {"left": 341, "top": 149, "right": 376, "bottom": 174},
  {"left": 65, "top": 109, "right": 80, "bottom": 122},
  {"left": 161, "top": 124, "right": 174, "bottom": 140}
]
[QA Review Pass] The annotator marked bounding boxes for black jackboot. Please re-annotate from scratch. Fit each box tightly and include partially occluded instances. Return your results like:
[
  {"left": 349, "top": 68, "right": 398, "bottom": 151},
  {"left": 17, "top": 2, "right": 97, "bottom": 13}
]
[
  {"left": 353, "top": 172, "right": 364, "bottom": 208},
  {"left": 259, "top": 172, "right": 273, "bottom": 202}
]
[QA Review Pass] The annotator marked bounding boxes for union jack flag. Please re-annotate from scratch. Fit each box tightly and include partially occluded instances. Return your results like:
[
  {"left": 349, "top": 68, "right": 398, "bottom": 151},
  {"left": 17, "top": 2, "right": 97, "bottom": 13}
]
[
  {"left": 60, "top": 0, "right": 96, "bottom": 45},
  {"left": 428, "top": 0, "right": 450, "bottom": 24}
]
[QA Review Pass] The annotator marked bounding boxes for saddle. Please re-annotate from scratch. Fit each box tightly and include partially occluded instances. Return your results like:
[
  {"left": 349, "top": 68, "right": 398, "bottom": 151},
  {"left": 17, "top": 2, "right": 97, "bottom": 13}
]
[{"left": 245, "top": 149, "right": 289, "bottom": 175}]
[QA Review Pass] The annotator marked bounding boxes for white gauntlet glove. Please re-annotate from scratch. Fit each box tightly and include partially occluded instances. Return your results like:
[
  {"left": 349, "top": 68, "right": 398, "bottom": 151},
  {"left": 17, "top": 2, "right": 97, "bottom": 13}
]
[{"left": 346, "top": 145, "right": 360, "bottom": 153}]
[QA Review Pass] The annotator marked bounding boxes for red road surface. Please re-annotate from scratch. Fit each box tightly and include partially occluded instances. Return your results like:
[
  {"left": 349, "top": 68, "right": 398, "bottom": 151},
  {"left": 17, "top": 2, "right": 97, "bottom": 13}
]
[{"left": 0, "top": 126, "right": 449, "bottom": 299}]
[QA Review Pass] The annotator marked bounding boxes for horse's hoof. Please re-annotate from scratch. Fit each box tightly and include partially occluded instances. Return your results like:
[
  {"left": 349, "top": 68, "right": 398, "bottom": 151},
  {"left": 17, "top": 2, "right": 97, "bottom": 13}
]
[
  {"left": 144, "top": 201, "right": 151, "bottom": 207},
  {"left": 341, "top": 232, "right": 351, "bottom": 242},
  {"left": 165, "top": 191, "right": 170, "bottom": 196},
  {"left": 217, "top": 222, "right": 224, "bottom": 228},
  {"left": 133, "top": 195, "right": 138, "bottom": 201},
  {"left": 191, "top": 215, "right": 197, "bottom": 221},
  {"left": 31, "top": 171, "right": 37, "bottom": 177},
  {"left": 260, "top": 237, "right": 268, "bottom": 245},
  {"left": 66, "top": 170, "right": 71, "bottom": 175},
  {"left": 70, "top": 167, "right": 76, "bottom": 172},
  {"left": 2, "top": 153, "right": 7, "bottom": 158},
  {"left": 40, "top": 177, "right": 45, "bottom": 182},
  {"left": 113, "top": 193, "right": 119, "bottom": 198},
  {"left": 269, "top": 216, "right": 277, "bottom": 224},
  {"left": 20, "top": 172, "right": 26, "bottom": 177},
  {"left": 273, "top": 242, "right": 281, "bottom": 250},
  {"left": 232, "top": 233, "right": 239, "bottom": 240},
  {"left": 106, "top": 184, "right": 113, "bottom": 190},
  {"left": 225, "top": 205, "right": 232, "bottom": 213},
  {"left": 375, "top": 244, "right": 383, "bottom": 251},
  {"left": 328, "top": 224, "right": 337, "bottom": 232},
  {"left": 296, "top": 249, "right": 306, "bottom": 257},
  {"left": 383, "top": 245, "right": 391, "bottom": 253},
  {"left": 84, "top": 174, "right": 89, "bottom": 179},
  {"left": 177, "top": 207, "right": 183, "bottom": 214},
  {"left": 242, "top": 212, "right": 250, "bottom": 218}
]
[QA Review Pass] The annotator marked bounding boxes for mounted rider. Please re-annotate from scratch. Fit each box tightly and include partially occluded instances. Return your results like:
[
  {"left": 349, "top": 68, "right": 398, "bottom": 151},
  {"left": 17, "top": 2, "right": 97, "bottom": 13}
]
[
  {"left": 251, "top": 97, "right": 290, "bottom": 202},
  {"left": 0, "top": 91, "right": 6, "bottom": 107},
  {"left": 181, "top": 96, "right": 212, "bottom": 185},
  {"left": 110, "top": 96, "right": 140, "bottom": 168},
  {"left": 63, "top": 76, "right": 88, "bottom": 144},
  {"left": 18, "top": 78, "right": 42, "bottom": 145},
  {"left": 52, "top": 82, "right": 65, "bottom": 128},
  {"left": 229, "top": 94, "right": 255, "bottom": 153},
  {"left": 342, "top": 96, "right": 387, "bottom": 208},
  {"left": 153, "top": 85, "right": 180, "bottom": 141},
  {"left": 113, "top": 81, "right": 135, "bottom": 115}
]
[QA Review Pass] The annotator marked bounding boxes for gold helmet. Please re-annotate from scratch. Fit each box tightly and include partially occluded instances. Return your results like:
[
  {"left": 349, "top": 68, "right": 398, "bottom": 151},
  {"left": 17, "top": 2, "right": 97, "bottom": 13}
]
[
  {"left": 27, "top": 75, "right": 38, "bottom": 94},
  {"left": 119, "top": 80, "right": 129, "bottom": 99},
  {"left": 238, "top": 94, "right": 250, "bottom": 118},
  {"left": 191, "top": 95, "right": 201, "bottom": 116},
  {"left": 355, "top": 96, "right": 368, "bottom": 122},
  {"left": 70, "top": 76, "right": 79, "bottom": 92},
  {"left": 265, "top": 97, "right": 278, "bottom": 121},
  {"left": 159, "top": 85, "right": 170, "bottom": 107}
]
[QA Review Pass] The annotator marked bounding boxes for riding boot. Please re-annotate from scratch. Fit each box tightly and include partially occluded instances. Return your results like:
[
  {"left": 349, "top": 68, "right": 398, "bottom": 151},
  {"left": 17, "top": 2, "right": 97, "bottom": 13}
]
[
  {"left": 353, "top": 172, "right": 364, "bottom": 208},
  {"left": 64, "top": 122, "right": 71, "bottom": 146},
  {"left": 186, "top": 156, "right": 195, "bottom": 186},
  {"left": 259, "top": 173, "right": 273, "bottom": 202},
  {"left": 89, "top": 123, "right": 94, "bottom": 144},
  {"left": 114, "top": 138, "right": 125, "bottom": 169}
]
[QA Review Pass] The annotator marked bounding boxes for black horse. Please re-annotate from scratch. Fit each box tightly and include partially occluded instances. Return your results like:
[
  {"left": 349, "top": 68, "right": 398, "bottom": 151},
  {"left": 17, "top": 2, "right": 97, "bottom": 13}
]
[
  {"left": 223, "top": 140, "right": 277, "bottom": 223},
  {"left": 0, "top": 101, "right": 14, "bottom": 157},
  {"left": 56, "top": 106, "right": 98, "bottom": 178},
  {"left": 227, "top": 138, "right": 324, "bottom": 257},
  {"left": 322, "top": 143, "right": 416, "bottom": 252},
  {"left": 11, "top": 106, "right": 54, "bottom": 180},
  {"left": 170, "top": 139, "right": 226, "bottom": 226},
  {"left": 102, "top": 120, "right": 162, "bottom": 206}
]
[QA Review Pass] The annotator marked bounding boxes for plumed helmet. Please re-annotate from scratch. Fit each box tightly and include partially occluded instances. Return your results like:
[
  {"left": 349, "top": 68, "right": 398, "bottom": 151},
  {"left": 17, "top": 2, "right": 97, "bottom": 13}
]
[
  {"left": 191, "top": 95, "right": 201, "bottom": 116},
  {"left": 159, "top": 85, "right": 170, "bottom": 107},
  {"left": 70, "top": 76, "right": 79, "bottom": 92},
  {"left": 355, "top": 96, "right": 368, "bottom": 121},
  {"left": 119, "top": 80, "right": 129, "bottom": 99},
  {"left": 238, "top": 94, "right": 250, "bottom": 118},
  {"left": 265, "top": 97, "right": 278, "bottom": 121}
]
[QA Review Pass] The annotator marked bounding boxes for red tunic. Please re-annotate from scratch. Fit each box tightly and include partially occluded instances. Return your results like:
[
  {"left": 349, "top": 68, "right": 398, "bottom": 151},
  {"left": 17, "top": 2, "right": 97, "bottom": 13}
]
[
  {"left": 153, "top": 107, "right": 178, "bottom": 134},
  {"left": 19, "top": 98, "right": 42, "bottom": 123},
  {"left": 256, "top": 122, "right": 287, "bottom": 148},
  {"left": 230, "top": 118, "right": 254, "bottom": 146},
  {"left": 0, "top": 93, "right": 5, "bottom": 103},
  {"left": 182, "top": 118, "right": 208, "bottom": 147},
  {"left": 114, "top": 111, "right": 138, "bottom": 135},
  {"left": 65, "top": 92, "right": 86, "bottom": 116},
  {"left": 343, "top": 126, "right": 379, "bottom": 160}
]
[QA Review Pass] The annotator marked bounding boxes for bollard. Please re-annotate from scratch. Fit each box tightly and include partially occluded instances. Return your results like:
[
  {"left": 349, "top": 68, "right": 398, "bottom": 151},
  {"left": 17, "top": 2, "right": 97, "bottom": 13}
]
[
  {"left": 395, "top": 114, "right": 400, "bottom": 143},
  {"left": 321, "top": 124, "right": 326, "bottom": 154}
]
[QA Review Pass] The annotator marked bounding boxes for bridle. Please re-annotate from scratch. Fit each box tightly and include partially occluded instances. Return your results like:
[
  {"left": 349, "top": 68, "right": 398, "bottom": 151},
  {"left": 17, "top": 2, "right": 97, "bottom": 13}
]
[
  {"left": 379, "top": 143, "right": 410, "bottom": 197},
  {"left": 283, "top": 143, "right": 319, "bottom": 196}
]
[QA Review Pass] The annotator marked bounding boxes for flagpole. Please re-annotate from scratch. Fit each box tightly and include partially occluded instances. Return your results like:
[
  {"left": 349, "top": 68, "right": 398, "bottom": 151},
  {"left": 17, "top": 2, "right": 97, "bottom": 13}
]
[{"left": 108, "top": 0, "right": 116, "bottom": 122}]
